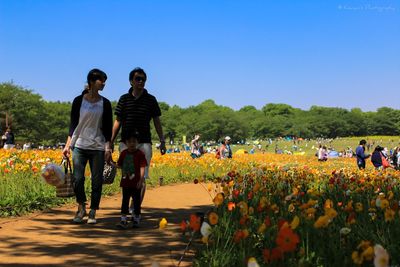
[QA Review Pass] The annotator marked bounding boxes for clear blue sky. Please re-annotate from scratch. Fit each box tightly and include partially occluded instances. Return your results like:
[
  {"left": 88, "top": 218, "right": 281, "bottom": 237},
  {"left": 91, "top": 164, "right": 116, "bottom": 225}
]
[{"left": 1, "top": 0, "right": 399, "bottom": 111}]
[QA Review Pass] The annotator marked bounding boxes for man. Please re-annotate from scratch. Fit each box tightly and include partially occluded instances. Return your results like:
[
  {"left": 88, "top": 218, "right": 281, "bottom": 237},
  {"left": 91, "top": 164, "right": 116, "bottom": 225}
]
[
  {"left": 111, "top": 67, "right": 166, "bottom": 206},
  {"left": 356, "top": 139, "right": 370, "bottom": 169}
]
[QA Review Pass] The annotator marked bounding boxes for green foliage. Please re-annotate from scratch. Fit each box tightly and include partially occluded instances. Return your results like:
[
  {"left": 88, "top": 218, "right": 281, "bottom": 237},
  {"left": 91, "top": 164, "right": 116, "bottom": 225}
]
[{"left": 2, "top": 82, "right": 400, "bottom": 145}]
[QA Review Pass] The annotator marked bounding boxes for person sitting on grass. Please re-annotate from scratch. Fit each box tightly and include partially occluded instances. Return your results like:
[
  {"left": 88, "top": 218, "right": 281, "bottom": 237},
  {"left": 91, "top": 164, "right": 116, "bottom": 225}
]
[{"left": 116, "top": 131, "right": 147, "bottom": 229}]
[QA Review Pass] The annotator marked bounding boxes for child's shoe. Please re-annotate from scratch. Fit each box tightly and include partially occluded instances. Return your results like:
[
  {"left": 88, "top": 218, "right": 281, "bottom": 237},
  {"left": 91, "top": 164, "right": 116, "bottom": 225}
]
[{"left": 132, "top": 215, "right": 141, "bottom": 228}]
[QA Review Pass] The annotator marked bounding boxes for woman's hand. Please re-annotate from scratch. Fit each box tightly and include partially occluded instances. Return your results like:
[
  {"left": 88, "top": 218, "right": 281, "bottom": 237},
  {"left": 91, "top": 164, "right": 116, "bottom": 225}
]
[
  {"left": 105, "top": 150, "right": 112, "bottom": 163},
  {"left": 62, "top": 146, "right": 70, "bottom": 158}
]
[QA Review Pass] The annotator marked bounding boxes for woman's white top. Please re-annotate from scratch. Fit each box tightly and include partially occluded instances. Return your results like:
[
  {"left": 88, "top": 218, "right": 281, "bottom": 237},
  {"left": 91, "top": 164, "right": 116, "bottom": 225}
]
[{"left": 70, "top": 98, "right": 105, "bottom": 151}]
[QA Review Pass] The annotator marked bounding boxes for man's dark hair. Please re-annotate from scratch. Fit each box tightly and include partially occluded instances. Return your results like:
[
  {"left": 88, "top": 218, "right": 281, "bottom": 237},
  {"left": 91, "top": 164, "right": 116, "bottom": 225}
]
[
  {"left": 359, "top": 139, "right": 367, "bottom": 145},
  {"left": 129, "top": 67, "right": 147, "bottom": 81}
]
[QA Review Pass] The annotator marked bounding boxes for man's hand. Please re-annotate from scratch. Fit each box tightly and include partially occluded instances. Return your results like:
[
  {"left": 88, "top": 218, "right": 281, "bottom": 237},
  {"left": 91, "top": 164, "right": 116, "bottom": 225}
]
[{"left": 160, "top": 141, "right": 166, "bottom": 155}]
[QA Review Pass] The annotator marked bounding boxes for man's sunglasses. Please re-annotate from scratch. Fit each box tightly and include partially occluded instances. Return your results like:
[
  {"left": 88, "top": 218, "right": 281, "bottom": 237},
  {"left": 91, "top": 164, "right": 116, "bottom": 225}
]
[{"left": 134, "top": 77, "right": 146, "bottom": 82}]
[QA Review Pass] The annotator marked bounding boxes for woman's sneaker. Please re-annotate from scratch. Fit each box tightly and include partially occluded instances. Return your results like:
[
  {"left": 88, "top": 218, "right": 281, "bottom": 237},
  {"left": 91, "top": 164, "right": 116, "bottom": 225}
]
[
  {"left": 73, "top": 208, "right": 87, "bottom": 223},
  {"left": 87, "top": 209, "right": 97, "bottom": 224}
]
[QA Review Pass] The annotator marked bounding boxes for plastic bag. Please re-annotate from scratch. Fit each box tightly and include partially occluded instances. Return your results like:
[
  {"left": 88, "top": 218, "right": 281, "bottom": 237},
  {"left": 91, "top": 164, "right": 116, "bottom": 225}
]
[{"left": 41, "top": 163, "right": 65, "bottom": 186}]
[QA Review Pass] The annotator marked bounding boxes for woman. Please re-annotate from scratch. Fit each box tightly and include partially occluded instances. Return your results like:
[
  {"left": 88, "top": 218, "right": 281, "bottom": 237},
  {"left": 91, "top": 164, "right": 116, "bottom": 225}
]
[
  {"left": 62, "top": 69, "right": 113, "bottom": 224},
  {"left": 371, "top": 146, "right": 388, "bottom": 170}
]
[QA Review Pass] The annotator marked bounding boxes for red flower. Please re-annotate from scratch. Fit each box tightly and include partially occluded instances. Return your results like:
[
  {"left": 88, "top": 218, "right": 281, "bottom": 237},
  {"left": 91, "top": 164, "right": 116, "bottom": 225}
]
[
  {"left": 276, "top": 227, "right": 300, "bottom": 252},
  {"left": 262, "top": 249, "right": 270, "bottom": 263},
  {"left": 180, "top": 220, "right": 187, "bottom": 232},
  {"left": 270, "top": 247, "right": 284, "bottom": 260},
  {"left": 189, "top": 214, "right": 201, "bottom": 232}
]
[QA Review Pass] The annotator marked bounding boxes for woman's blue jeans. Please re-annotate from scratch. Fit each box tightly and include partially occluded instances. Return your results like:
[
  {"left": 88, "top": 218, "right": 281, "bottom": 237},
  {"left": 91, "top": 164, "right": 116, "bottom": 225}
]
[{"left": 72, "top": 147, "right": 104, "bottom": 210}]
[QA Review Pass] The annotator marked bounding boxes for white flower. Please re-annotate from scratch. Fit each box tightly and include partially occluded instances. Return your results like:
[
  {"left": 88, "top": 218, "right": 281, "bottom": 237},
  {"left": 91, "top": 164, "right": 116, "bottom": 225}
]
[
  {"left": 200, "top": 221, "right": 212, "bottom": 237},
  {"left": 339, "top": 227, "right": 351, "bottom": 236},
  {"left": 374, "top": 244, "right": 389, "bottom": 267}
]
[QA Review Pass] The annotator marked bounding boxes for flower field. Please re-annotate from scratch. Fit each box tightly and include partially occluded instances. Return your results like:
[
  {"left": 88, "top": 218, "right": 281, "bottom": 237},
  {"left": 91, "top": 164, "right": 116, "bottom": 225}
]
[{"left": 1, "top": 149, "right": 399, "bottom": 266}]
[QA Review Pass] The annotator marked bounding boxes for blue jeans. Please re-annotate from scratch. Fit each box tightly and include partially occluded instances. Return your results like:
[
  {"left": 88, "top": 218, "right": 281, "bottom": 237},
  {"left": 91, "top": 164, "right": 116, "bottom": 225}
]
[{"left": 72, "top": 147, "right": 104, "bottom": 210}]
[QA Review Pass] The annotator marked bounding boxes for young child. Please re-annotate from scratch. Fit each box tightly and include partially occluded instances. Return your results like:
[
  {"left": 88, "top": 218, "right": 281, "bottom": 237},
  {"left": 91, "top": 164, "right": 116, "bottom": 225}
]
[{"left": 116, "top": 131, "right": 147, "bottom": 229}]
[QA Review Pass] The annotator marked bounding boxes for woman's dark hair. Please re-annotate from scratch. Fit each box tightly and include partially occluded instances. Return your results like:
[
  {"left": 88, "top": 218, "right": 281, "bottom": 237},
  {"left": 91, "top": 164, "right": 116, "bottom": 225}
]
[
  {"left": 359, "top": 139, "right": 367, "bottom": 145},
  {"left": 87, "top": 68, "right": 107, "bottom": 88},
  {"left": 129, "top": 67, "right": 147, "bottom": 81}
]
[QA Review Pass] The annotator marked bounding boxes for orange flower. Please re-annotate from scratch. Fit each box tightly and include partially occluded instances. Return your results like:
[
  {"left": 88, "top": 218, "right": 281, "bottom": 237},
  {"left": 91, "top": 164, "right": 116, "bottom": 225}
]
[
  {"left": 227, "top": 201, "right": 236, "bottom": 211},
  {"left": 208, "top": 211, "right": 219, "bottom": 225},
  {"left": 213, "top": 193, "right": 224, "bottom": 206},
  {"left": 276, "top": 227, "right": 300, "bottom": 252}
]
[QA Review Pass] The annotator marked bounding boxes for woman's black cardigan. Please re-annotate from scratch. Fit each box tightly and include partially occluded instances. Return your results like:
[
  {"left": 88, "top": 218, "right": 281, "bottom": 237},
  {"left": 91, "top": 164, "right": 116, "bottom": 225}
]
[{"left": 68, "top": 93, "right": 113, "bottom": 143}]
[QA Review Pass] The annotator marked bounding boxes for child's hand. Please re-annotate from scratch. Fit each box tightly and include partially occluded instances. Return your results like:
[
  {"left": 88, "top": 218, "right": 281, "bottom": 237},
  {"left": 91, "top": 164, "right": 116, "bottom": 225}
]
[{"left": 136, "top": 178, "right": 144, "bottom": 189}]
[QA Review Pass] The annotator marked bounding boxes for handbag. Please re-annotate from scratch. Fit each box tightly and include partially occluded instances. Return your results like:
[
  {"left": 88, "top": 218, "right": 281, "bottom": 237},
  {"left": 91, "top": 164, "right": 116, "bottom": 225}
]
[
  {"left": 56, "top": 158, "right": 75, "bottom": 198},
  {"left": 103, "top": 161, "right": 117, "bottom": 184}
]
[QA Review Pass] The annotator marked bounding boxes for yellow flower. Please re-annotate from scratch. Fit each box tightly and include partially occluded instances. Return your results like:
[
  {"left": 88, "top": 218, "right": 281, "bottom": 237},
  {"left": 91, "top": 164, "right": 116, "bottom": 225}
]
[
  {"left": 355, "top": 202, "right": 363, "bottom": 212},
  {"left": 213, "top": 193, "right": 224, "bottom": 206},
  {"left": 290, "top": 216, "right": 300, "bottom": 230},
  {"left": 352, "top": 251, "right": 363, "bottom": 265},
  {"left": 325, "top": 208, "right": 338, "bottom": 219},
  {"left": 314, "top": 215, "right": 330, "bottom": 228},
  {"left": 324, "top": 199, "right": 333, "bottom": 209},
  {"left": 380, "top": 199, "right": 389, "bottom": 210},
  {"left": 201, "top": 236, "right": 209, "bottom": 244},
  {"left": 257, "top": 223, "right": 267, "bottom": 234},
  {"left": 361, "top": 246, "right": 374, "bottom": 261},
  {"left": 159, "top": 218, "right": 167, "bottom": 229},
  {"left": 288, "top": 203, "right": 295, "bottom": 213},
  {"left": 249, "top": 207, "right": 254, "bottom": 215},
  {"left": 384, "top": 208, "right": 395, "bottom": 222},
  {"left": 238, "top": 201, "right": 249, "bottom": 215}
]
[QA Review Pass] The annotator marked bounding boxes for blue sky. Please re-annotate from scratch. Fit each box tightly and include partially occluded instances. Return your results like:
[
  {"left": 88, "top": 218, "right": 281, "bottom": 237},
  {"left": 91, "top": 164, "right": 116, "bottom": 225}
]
[{"left": 0, "top": 0, "right": 399, "bottom": 111}]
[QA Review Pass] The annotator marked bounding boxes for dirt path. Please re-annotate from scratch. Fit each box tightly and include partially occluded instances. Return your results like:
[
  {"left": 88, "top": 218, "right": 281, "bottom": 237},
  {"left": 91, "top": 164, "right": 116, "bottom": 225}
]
[{"left": 0, "top": 183, "right": 212, "bottom": 266}]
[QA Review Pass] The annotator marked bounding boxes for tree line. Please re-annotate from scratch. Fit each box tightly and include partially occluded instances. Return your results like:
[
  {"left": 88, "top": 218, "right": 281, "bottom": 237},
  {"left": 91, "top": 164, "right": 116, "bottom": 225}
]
[{"left": 1, "top": 82, "right": 399, "bottom": 145}]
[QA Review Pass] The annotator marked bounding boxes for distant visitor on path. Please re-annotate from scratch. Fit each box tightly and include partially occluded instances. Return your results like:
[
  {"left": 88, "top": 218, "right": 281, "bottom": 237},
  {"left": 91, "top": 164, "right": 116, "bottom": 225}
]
[
  {"left": 116, "top": 131, "right": 147, "bottom": 229},
  {"left": 216, "top": 136, "right": 232, "bottom": 159},
  {"left": 190, "top": 134, "right": 202, "bottom": 158},
  {"left": 111, "top": 67, "right": 166, "bottom": 210},
  {"left": 317, "top": 145, "right": 328, "bottom": 161},
  {"left": 3, "top": 127, "right": 15, "bottom": 149},
  {"left": 355, "top": 139, "right": 370, "bottom": 170},
  {"left": 62, "top": 69, "right": 113, "bottom": 224}
]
